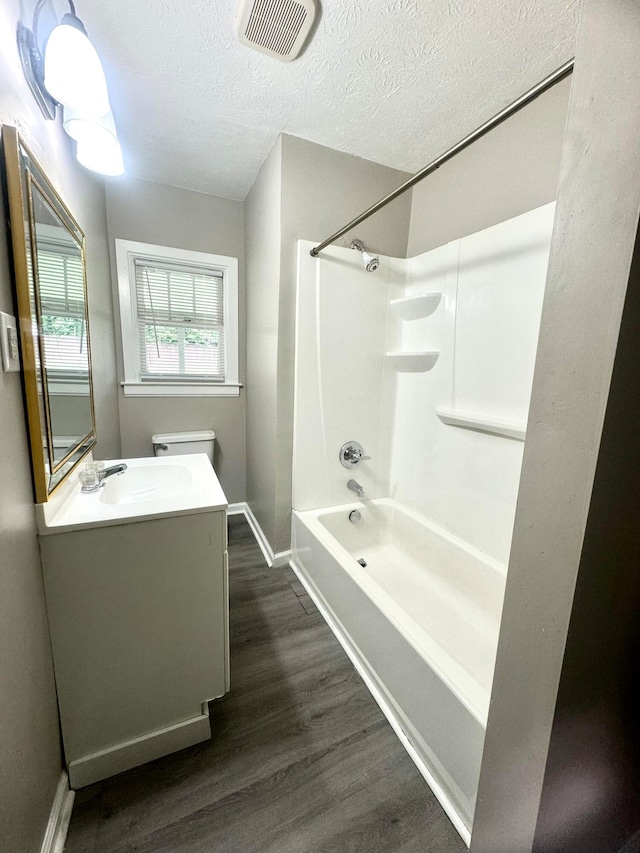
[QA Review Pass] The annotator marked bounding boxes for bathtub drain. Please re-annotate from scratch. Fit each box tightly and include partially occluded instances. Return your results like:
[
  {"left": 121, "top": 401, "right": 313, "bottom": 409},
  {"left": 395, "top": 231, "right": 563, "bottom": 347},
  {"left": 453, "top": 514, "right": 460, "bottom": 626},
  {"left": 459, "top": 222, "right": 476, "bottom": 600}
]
[{"left": 357, "top": 558, "right": 367, "bottom": 568}]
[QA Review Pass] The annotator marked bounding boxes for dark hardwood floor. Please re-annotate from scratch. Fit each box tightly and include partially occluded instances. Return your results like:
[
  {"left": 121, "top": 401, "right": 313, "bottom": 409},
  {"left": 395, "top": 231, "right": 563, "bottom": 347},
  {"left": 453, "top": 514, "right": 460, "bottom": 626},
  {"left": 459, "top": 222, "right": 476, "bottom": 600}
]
[{"left": 64, "top": 515, "right": 465, "bottom": 852}]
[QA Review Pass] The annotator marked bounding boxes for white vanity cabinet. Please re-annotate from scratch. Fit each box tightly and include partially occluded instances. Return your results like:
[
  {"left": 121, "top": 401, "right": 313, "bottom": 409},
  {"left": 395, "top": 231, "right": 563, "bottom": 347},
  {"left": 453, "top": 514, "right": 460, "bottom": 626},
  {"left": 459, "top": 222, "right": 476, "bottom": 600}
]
[{"left": 37, "top": 456, "right": 229, "bottom": 788}]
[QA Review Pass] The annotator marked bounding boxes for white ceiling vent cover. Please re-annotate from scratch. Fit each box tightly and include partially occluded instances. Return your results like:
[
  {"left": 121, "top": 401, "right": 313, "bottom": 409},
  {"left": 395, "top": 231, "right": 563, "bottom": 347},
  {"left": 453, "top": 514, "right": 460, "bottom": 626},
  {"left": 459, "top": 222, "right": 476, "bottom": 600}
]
[{"left": 236, "top": 0, "right": 317, "bottom": 61}]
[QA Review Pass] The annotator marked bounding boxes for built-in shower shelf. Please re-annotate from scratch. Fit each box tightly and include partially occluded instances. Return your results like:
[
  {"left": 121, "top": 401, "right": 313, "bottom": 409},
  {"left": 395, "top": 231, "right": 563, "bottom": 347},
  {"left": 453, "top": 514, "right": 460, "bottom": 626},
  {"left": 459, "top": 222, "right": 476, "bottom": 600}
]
[
  {"left": 390, "top": 292, "right": 442, "bottom": 320},
  {"left": 386, "top": 351, "right": 439, "bottom": 372},
  {"left": 436, "top": 407, "right": 526, "bottom": 441}
]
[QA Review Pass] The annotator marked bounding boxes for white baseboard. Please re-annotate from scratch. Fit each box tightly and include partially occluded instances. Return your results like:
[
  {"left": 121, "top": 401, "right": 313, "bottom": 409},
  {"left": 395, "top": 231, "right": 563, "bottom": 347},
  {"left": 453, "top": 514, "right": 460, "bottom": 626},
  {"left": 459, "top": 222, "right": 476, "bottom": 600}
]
[
  {"left": 227, "top": 502, "right": 291, "bottom": 568},
  {"left": 40, "top": 771, "right": 75, "bottom": 853},
  {"left": 68, "top": 711, "right": 211, "bottom": 789},
  {"left": 237, "top": 503, "right": 272, "bottom": 566},
  {"left": 289, "top": 558, "right": 472, "bottom": 848},
  {"left": 272, "top": 551, "right": 292, "bottom": 568}
]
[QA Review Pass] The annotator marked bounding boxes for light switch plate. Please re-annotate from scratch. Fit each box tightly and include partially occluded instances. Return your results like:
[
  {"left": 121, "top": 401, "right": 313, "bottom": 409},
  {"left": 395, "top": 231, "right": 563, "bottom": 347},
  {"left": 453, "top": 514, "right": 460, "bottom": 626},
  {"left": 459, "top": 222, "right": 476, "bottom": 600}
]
[{"left": 0, "top": 311, "right": 20, "bottom": 372}]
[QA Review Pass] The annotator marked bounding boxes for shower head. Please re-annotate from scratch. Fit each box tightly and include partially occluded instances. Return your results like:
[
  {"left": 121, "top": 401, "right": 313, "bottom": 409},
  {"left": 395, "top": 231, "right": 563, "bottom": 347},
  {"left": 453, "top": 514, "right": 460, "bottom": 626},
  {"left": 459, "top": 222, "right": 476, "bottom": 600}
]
[
  {"left": 351, "top": 239, "right": 380, "bottom": 272},
  {"left": 363, "top": 252, "right": 380, "bottom": 272}
]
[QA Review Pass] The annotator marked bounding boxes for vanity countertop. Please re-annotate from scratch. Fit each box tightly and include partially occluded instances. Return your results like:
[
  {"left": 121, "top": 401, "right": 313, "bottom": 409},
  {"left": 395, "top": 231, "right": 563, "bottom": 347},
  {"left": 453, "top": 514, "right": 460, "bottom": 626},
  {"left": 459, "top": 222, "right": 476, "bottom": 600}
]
[{"left": 36, "top": 454, "right": 227, "bottom": 535}]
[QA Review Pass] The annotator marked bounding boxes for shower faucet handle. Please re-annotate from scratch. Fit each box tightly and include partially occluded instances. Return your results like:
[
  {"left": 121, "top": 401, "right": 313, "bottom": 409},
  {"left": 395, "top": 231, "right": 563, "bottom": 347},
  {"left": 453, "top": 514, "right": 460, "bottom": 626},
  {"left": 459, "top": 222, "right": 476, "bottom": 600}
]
[
  {"left": 352, "top": 449, "right": 371, "bottom": 463},
  {"left": 339, "top": 441, "right": 371, "bottom": 468}
]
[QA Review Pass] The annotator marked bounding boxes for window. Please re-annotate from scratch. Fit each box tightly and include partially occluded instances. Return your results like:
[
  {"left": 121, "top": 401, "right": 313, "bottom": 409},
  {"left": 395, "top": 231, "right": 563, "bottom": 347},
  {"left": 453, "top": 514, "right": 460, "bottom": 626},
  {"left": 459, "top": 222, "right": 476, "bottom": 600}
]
[{"left": 115, "top": 240, "right": 239, "bottom": 397}]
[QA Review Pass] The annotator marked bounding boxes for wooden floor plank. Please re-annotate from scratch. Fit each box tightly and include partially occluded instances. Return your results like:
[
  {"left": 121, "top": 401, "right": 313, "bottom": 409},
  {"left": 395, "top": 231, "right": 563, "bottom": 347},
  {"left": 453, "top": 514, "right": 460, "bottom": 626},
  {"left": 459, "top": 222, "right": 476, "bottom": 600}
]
[{"left": 64, "top": 514, "right": 466, "bottom": 853}]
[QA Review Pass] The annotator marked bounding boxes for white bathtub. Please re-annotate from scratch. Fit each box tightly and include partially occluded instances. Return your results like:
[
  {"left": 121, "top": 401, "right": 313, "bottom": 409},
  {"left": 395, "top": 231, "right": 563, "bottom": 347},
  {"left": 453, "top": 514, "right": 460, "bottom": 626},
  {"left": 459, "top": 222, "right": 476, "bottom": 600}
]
[{"left": 290, "top": 498, "right": 506, "bottom": 841}]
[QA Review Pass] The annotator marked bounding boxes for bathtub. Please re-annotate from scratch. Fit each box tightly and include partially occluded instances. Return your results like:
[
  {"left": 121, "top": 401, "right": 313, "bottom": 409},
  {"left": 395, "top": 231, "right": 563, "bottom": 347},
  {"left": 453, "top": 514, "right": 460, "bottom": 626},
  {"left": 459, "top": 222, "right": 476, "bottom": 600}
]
[{"left": 290, "top": 497, "right": 506, "bottom": 842}]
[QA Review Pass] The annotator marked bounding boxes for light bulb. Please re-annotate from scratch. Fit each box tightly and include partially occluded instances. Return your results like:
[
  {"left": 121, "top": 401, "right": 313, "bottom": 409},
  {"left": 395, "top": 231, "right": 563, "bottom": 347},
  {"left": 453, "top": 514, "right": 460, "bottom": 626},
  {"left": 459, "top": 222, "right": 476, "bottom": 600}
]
[
  {"left": 63, "top": 107, "right": 118, "bottom": 148},
  {"left": 44, "top": 15, "right": 110, "bottom": 115},
  {"left": 76, "top": 137, "right": 124, "bottom": 177}
]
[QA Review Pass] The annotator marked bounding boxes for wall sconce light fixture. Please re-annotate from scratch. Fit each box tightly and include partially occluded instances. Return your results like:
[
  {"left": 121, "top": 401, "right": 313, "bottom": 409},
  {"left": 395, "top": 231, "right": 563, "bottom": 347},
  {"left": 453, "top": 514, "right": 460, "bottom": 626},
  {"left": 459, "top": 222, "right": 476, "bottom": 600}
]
[
  {"left": 18, "top": 0, "right": 124, "bottom": 176},
  {"left": 64, "top": 106, "right": 124, "bottom": 176},
  {"left": 43, "top": 10, "right": 110, "bottom": 115}
]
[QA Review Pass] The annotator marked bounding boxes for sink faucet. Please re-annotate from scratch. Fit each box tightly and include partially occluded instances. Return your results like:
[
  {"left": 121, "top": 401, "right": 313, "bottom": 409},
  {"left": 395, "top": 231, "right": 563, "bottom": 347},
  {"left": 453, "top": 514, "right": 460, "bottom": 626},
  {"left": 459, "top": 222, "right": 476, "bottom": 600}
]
[
  {"left": 99, "top": 463, "right": 128, "bottom": 483},
  {"left": 347, "top": 479, "right": 364, "bottom": 498},
  {"left": 81, "top": 463, "right": 128, "bottom": 493}
]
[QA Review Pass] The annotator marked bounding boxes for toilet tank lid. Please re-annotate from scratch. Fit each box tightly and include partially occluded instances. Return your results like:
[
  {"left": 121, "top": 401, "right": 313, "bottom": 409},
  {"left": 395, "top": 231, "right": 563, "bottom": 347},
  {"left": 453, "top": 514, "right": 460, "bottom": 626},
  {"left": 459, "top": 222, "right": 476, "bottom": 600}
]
[{"left": 152, "top": 430, "right": 215, "bottom": 444}]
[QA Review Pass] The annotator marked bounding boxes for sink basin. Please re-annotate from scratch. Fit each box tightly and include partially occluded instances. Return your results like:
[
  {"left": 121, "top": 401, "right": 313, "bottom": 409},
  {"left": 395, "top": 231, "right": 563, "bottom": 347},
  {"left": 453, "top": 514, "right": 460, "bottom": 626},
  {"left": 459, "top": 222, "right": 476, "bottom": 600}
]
[
  {"left": 100, "top": 464, "right": 193, "bottom": 505},
  {"left": 36, "top": 454, "right": 227, "bottom": 534}
]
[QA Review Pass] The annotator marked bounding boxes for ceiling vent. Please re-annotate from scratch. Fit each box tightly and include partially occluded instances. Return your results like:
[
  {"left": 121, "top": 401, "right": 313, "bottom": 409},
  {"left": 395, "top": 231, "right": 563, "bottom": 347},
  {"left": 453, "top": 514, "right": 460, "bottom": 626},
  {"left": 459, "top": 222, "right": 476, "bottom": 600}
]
[{"left": 236, "top": 0, "right": 317, "bottom": 61}]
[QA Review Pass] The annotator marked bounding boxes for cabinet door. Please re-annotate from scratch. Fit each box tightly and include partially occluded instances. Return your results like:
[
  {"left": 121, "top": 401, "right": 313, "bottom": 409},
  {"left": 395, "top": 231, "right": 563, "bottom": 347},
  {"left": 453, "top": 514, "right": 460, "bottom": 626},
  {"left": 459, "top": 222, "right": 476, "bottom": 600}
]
[{"left": 41, "top": 510, "right": 228, "bottom": 764}]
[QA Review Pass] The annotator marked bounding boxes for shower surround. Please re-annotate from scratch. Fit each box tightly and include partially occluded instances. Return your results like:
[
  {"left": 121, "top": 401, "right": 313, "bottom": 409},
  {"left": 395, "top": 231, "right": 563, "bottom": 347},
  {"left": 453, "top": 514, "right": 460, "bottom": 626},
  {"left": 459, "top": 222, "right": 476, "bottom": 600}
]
[{"left": 290, "top": 203, "right": 555, "bottom": 841}]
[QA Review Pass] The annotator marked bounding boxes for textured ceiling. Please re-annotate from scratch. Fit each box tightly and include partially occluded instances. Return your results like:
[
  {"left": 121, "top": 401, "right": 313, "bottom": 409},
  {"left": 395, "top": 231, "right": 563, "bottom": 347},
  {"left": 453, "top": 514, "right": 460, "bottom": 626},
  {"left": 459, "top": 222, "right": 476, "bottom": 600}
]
[{"left": 84, "top": 0, "right": 581, "bottom": 200}]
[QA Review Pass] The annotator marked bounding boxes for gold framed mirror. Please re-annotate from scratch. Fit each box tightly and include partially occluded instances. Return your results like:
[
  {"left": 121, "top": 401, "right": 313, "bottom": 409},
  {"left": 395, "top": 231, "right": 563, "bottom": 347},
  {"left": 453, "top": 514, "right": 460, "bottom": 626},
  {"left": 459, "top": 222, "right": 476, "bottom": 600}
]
[{"left": 2, "top": 125, "right": 96, "bottom": 502}]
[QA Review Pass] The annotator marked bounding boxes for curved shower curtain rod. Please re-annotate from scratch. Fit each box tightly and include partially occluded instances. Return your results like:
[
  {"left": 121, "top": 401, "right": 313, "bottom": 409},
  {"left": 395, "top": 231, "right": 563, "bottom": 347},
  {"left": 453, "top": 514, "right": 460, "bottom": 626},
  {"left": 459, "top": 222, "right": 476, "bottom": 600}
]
[{"left": 310, "top": 58, "right": 575, "bottom": 258}]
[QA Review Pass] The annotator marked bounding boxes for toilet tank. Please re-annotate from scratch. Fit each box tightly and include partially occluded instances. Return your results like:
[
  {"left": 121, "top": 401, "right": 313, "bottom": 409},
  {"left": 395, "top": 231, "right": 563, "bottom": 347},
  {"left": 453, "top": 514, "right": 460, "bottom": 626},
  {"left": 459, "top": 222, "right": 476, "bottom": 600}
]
[{"left": 152, "top": 430, "right": 216, "bottom": 465}]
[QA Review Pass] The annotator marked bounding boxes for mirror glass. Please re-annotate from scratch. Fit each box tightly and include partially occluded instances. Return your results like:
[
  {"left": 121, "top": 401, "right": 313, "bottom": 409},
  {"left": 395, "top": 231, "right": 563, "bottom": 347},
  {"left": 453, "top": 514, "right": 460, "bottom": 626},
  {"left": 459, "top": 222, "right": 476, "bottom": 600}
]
[
  {"left": 30, "top": 180, "right": 92, "bottom": 466},
  {"left": 3, "top": 126, "right": 96, "bottom": 501}
]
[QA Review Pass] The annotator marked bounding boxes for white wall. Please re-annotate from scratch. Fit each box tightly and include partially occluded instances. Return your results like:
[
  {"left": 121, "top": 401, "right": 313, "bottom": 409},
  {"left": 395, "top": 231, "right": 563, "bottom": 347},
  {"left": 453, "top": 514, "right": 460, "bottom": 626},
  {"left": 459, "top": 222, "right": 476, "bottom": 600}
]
[
  {"left": 388, "top": 204, "right": 555, "bottom": 563},
  {"left": 105, "top": 177, "right": 246, "bottom": 503},
  {"left": 293, "top": 242, "right": 399, "bottom": 510},
  {"left": 294, "top": 205, "right": 555, "bottom": 566}
]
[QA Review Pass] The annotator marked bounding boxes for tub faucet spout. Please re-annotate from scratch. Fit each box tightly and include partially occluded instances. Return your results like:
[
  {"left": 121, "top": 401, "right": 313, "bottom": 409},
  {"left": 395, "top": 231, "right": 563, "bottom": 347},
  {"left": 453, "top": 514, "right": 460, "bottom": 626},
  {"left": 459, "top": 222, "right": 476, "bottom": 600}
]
[{"left": 347, "top": 479, "right": 364, "bottom": 498}]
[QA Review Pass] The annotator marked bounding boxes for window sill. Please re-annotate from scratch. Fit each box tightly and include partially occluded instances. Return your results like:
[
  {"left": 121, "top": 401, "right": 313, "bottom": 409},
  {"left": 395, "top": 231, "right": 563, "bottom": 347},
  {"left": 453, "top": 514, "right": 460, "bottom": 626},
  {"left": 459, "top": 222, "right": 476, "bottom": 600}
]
[{"left": 121, "top": 382, "right": 242, "bottom": 398}]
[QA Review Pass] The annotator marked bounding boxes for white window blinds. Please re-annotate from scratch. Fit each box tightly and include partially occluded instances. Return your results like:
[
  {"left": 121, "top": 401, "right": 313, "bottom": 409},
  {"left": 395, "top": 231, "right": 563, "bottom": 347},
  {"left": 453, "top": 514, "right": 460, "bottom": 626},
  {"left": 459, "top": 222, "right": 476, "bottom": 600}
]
[
  {"left": 37, "top": 249, "right": 88, "bottom": 377},
  {"left": 134, "top": 259, "right": 225, "bottom": 382}
]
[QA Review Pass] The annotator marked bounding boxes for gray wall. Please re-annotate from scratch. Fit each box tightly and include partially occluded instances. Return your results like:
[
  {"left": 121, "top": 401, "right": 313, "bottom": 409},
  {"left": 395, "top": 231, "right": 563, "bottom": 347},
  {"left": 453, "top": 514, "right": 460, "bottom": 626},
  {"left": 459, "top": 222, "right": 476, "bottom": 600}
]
[
  {"left": 244, "top": 135, "right": 412, "bottom": 554},
  {"left": 407, "top": 75, "right": 571, "bottom": 256},
  {"left": 79, "top": 167, "right": 120, "bottom": 461},
  {"left": 245, "top": 139, "right": 282, "bottom": 546},
  {"left": 49, "top": 395, "right": 93, "bottom": 439},
  {"left": 471, "top": 1, "right": 640, "bottom": 849},
  {"left": 105, "top": 178, "right": 247, "bottom": 503},
  {"left": 535, "top": 212, "right": 640, "bottom": 852},
  {"left": 245, "top": 103, "right": 572, "bottom": 554},
  {"left": 0, "top": 0, "right": 118, "bottom": 849}
]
